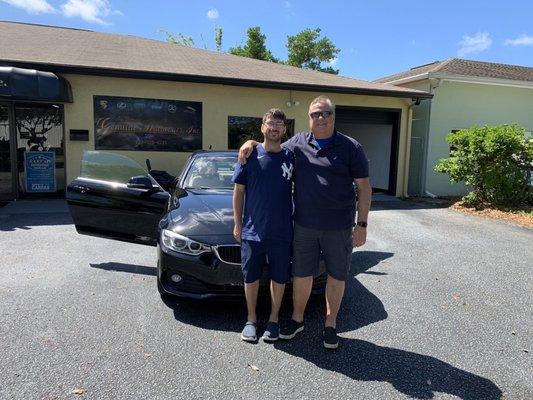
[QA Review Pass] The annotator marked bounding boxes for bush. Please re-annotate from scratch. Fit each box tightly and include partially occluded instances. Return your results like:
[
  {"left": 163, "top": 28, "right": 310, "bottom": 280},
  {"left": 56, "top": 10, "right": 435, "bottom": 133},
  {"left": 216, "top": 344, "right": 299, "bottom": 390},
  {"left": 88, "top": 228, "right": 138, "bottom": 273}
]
[{"left": 435, "top": 125, "right": 533, "bottom": 207}]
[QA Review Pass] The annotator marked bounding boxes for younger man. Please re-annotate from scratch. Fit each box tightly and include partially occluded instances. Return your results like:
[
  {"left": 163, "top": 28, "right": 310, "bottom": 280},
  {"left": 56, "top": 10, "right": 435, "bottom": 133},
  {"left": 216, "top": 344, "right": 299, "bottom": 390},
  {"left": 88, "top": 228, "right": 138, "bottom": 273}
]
[{"left": 232, "top": 108, "right": 294, "bottom": 342}]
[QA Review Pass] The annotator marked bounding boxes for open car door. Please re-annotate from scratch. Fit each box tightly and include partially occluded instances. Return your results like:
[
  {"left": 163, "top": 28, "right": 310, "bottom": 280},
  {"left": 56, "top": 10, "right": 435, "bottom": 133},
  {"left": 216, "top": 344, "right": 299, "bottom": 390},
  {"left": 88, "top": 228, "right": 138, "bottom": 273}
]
[{"left": 66, "top": 151, "right": 170, "bottom": 246}]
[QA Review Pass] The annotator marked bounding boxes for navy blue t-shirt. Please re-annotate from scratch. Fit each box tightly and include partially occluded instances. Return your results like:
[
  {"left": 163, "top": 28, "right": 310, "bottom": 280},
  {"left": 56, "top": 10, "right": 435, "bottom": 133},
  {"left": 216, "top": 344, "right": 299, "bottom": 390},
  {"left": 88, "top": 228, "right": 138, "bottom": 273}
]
[
  {"left": 282, "top": 130, "right": 369, "bottom": 230},
  {"left": 232, "top": 144, "right": 294, "bottom": 242},
  {"left": 315, "top": 135, "right": 334, "bottom": 149}
]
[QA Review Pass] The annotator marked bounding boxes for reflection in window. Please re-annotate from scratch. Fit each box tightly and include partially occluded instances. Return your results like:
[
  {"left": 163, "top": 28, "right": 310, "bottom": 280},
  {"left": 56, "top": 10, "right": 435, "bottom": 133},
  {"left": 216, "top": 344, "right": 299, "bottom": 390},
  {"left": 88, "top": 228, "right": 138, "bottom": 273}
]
[
  {"left": 183, "top": 156, "right": 238, "bottom": 189},
  {"left": 15, "top": 104, "right": 64, "bottom": 194},
  {"left": 227, "top": 116, "right": 294, "bottom": 150},
  {"left": 80, "top": 151, "right": 150, "bottom": 184}
]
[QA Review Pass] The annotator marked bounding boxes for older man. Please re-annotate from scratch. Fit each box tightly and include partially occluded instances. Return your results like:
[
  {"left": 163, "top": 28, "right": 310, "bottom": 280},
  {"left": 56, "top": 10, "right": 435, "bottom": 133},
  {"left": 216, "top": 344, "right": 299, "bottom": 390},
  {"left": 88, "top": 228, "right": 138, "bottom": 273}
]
[{"left": 239, "top": 96, "right": 371, "bottom": 349}]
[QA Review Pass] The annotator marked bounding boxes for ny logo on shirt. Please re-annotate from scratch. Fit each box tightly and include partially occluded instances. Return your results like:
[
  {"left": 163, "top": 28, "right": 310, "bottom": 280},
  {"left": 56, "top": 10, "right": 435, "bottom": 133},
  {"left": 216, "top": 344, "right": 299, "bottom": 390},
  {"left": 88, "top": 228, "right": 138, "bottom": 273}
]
[{"left": 281, "top": 162, "right": 294, "bottom": 180}]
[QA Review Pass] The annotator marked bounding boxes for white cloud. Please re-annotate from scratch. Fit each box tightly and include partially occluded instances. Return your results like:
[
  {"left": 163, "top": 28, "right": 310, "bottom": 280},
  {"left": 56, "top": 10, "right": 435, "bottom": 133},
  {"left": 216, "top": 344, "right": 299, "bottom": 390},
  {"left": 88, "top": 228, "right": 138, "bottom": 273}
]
[
  {"left": 1, "top": 0, "right": 55, "bottom": 14},
  {"left": 61, "top": 0, "right": 122, "bottom": 25},
  {"left": 505, "top": 34, "right": 533, "bottom": 46},
  {"left": 457, "top": 32, "right": 492, "bottom": 57},
  {"left": 207, "top": 8, "right": 219, "bottom": 21},
  {"left": 284, "top": 1, "right": 291, "bottom": 8}
]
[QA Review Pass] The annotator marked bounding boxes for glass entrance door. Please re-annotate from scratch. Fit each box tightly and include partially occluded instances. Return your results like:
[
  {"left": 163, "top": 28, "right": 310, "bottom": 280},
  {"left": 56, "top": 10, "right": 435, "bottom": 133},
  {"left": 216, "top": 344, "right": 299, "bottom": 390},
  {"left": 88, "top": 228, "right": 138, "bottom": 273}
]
[
  {"left": 0, "top": 103, "right": 14, "bottom": 200},
  {"left": 15, "top": 103, "right": 65, "bottom": 197}
]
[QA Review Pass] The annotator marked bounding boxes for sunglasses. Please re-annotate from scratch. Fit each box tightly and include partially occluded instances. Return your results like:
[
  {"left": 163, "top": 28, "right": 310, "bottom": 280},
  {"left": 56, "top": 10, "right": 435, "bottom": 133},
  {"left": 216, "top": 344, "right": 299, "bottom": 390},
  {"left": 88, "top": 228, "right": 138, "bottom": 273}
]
[{"left": 309, "top": 111, "right": 333, "bottom": 119}]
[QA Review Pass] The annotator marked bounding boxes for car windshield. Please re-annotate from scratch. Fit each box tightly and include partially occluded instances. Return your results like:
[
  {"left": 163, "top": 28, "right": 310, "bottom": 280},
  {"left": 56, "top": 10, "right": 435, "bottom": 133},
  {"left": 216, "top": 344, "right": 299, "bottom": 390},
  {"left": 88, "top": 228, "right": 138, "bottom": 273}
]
[{"left": 183, "top": 155, "right": 238, "bottom": 189}]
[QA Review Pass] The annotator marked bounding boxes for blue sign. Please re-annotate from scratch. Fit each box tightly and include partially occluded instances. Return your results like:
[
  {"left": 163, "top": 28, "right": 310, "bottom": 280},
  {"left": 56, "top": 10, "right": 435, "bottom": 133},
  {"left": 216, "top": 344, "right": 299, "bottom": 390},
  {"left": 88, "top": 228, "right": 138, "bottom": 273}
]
[{"left": 24, "top": 151, "right": 56, "bottom": 193}]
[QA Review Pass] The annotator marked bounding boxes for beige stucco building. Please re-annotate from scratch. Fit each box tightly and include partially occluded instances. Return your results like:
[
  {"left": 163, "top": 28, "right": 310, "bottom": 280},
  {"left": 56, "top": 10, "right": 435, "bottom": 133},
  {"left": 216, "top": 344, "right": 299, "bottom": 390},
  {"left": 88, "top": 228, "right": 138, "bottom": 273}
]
[
  {"left": 0, "top": 21, "right": 431, "bottom": 201},
  {"left": 376, "top": 58, "right": 533, "bottom": 196}
]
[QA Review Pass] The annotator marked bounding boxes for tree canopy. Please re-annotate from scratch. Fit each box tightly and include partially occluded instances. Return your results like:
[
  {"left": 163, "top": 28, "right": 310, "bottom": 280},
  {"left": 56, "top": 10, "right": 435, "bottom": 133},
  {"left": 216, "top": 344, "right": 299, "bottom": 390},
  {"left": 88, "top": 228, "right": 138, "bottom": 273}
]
[
  {"left": 229, "top": 27, "right": 278, "bottom": 62},
  {"left": 286, "top": 28, "right": 340, "bottom": 74},
  {"left": 163, "top": 26, "right": 341, "bottom": 74}
]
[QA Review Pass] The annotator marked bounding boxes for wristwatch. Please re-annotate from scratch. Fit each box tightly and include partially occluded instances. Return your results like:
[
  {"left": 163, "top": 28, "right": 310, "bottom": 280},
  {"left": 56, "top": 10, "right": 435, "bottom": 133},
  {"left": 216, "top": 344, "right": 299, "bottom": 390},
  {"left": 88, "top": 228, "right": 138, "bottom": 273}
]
[{"left": 356, "top": 221, "right": 368, "bottom": 228}]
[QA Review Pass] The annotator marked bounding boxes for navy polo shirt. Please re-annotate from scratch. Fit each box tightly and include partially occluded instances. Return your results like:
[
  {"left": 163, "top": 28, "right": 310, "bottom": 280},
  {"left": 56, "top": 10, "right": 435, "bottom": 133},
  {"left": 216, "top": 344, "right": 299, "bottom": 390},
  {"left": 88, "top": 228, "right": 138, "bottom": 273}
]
[
  {"left": 282, "top": 130, "right": 369, "bottom": 230},
  {"left": 232, "top": 144, "right": 294, "bottom": 242}
]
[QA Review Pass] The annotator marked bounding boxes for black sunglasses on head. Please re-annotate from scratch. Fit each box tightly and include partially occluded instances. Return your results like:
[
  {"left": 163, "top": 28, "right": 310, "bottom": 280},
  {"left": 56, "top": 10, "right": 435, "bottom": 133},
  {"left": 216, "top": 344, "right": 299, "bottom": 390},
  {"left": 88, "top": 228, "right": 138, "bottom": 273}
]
[{"left": 309, "top": 111, "right": 333, "bottom": 119}]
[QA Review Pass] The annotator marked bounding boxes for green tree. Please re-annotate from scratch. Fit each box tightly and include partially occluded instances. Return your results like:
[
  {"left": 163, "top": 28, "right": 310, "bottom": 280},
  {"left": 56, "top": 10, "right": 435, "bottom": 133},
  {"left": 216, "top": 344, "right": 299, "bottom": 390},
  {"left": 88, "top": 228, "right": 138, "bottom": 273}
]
[
  {"left": 215, "top": 26, "right": 223, "bottom": 52},
  {"left": 286, "top": 28, "right": 340, "bottom": 74},
  {"left": 435, "top": 125, "right": 533, "bottom": 207},
  {"left": 229, "top": 26, "right": 277, "bottom": 62},
  {"left": 160, "top": 30, "right": 195, "bottom": 47}
]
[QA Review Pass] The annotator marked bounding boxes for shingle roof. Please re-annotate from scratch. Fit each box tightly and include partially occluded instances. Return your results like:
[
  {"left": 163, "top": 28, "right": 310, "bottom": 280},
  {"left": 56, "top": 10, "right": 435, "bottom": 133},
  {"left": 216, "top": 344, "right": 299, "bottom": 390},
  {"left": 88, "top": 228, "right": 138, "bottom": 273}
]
[
  {"left": 0, "top": 21, "right": 431, "bottom": 98},
  {"left": 375, "top": 58, "right": 533, "bottom": 84}
]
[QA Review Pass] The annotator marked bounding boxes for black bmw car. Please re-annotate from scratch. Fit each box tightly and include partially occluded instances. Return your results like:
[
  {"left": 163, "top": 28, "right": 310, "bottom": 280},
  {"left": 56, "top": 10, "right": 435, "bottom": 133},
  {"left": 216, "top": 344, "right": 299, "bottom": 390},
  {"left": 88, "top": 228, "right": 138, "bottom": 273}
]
[{"left": 67, "top": 150, "right": 325, "bottom": 300}]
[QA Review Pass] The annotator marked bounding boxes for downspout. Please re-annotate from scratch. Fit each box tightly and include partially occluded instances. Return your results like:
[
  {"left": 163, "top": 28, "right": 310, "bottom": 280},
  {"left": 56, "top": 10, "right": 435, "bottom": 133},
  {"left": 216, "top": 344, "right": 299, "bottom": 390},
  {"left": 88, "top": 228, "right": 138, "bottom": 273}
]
[
  {"left": 402, "top": 98, "right": 419, "bottom": 198},
  {"left": 421, "top": 78, "right": 441, "bottom": 197}
]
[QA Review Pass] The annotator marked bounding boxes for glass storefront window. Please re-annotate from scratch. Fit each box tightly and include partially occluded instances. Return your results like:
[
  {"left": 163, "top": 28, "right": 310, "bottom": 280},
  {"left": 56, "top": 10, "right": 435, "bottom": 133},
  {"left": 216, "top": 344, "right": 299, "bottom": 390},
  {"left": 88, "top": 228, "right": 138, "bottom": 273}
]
[
  {"left": 227, "top": 116, "right": 294, "bottom": 150},
  {"left": 0, "top": 105, "right": 12, "bottom": 199}
]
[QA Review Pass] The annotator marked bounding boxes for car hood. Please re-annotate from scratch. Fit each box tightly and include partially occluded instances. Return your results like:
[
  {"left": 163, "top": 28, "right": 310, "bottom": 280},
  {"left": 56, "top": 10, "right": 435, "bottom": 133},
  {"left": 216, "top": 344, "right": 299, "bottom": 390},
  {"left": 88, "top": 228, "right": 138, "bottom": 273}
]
[{"left": 163, "top": 189, "right": 235, "bottom": 244}]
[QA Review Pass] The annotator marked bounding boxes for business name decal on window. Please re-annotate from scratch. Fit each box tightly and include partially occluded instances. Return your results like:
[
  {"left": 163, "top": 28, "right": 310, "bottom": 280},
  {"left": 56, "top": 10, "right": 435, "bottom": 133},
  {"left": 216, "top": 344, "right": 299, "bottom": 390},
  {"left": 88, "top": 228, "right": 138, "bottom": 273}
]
[{"left": 94, "top": 96, "right": 202, "bottom": 152}]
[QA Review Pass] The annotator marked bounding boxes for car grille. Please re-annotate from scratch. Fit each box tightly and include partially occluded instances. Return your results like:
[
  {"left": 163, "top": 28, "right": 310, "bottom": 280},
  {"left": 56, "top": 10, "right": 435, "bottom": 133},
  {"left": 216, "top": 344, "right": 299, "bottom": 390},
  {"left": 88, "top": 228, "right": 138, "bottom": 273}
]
[{"left": 214, "top": 245, "right": 241, "bottom": 265}]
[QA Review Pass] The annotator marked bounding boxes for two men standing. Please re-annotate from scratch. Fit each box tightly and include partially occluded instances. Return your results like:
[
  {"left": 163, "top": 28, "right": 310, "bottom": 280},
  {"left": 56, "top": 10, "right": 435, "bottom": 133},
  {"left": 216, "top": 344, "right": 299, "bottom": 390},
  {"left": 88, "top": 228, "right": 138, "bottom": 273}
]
[{"left": 232, "top": 96, "right": 372, "bottom": 349}]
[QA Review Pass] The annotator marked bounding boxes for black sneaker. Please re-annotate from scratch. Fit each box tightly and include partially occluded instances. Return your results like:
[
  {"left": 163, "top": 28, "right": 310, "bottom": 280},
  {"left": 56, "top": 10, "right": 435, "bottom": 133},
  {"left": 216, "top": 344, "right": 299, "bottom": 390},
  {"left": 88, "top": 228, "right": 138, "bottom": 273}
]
[
  {"left": 323, "top": 326, "right": 338, "bottom": 349},
  {"left": 279, "top": 319, "right": 304, "bottom": 340},
  {"left": 262, "top": 321, "right": 280, "bottom": 342}
]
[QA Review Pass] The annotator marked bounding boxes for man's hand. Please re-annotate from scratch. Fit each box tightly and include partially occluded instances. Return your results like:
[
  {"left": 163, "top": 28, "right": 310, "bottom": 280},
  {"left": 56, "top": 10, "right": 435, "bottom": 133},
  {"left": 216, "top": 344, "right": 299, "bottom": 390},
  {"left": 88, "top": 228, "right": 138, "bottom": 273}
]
[
  {"left": 238, "top": 140, "right": 258, "bottom": 164},
  {"left": 233, "top": 224, "right": 242, "bottom": 243},
  {"left": 352, "top": 225, "right": 367, "bottom": 247}
]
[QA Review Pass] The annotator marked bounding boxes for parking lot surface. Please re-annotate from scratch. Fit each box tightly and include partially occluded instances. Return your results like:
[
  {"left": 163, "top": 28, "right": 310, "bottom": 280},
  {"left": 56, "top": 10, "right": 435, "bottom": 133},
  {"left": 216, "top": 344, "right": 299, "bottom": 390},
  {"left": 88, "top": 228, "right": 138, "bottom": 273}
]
[{"left": 0, "top": 198, "right": 531, "bottom": 399}]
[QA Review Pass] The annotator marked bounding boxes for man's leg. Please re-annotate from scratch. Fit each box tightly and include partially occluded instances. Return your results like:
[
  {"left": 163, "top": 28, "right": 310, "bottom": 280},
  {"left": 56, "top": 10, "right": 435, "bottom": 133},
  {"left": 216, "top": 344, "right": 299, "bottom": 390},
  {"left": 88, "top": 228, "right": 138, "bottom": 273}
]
[
  {"left": 290, "top": 224, "right": 320, "bottom": 323},
  {"left": 244, "top": 281, "right": 260, "bottom": 323},
  {"left": 291, "top": 276, "right": 313, "bottom": 322},
  {"left": 324, "top": 275, "right": 345, "bottom": 328},
  {"left": 269, "top": 280, "right": 285, "bottom": 323},
  {"left": 320, "top": 228, "right": 353, "bottom": 348},
  {"left": 240, "top": 240, "right": 263, "bottom": 341},
  {"left": 279, "top": 225, "right": 319, "bottom": 340}
]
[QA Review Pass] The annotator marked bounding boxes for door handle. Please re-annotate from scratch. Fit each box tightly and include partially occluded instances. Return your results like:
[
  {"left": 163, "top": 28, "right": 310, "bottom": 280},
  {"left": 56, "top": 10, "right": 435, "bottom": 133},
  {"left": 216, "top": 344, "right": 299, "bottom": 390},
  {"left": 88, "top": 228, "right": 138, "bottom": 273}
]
[{"left": 72, "top": 185, "right": 90, "bottom": 194}]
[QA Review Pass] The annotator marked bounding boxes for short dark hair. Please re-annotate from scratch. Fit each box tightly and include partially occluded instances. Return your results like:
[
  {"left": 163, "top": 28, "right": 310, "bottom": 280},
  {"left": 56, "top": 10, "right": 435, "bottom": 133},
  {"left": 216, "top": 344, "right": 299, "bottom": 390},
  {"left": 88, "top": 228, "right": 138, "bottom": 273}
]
[{"left": 262, "top": 108, "right": 287, "bottom": 124}]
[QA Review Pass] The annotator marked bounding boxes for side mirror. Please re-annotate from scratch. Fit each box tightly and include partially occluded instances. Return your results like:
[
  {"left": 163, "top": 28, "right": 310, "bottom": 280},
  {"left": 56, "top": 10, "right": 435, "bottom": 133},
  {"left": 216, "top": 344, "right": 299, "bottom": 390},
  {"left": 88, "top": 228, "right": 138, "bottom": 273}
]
[{"left": 127, "top": 175, "right": 155, "bottom": 190}]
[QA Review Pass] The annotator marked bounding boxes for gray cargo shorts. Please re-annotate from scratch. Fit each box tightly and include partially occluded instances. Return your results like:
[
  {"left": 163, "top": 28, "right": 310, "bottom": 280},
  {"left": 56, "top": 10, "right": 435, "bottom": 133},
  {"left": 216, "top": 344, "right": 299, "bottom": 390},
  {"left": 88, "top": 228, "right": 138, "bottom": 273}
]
[{"left": 292, "top": 223, "right": 353, "bottom": 281}]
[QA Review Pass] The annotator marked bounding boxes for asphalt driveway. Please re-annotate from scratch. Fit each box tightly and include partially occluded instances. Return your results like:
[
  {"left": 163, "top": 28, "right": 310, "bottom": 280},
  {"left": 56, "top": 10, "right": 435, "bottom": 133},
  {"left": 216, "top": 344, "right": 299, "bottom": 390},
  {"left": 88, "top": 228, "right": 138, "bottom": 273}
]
[{"left": 0, "top": 197, "right": 531, "bottom": 399}]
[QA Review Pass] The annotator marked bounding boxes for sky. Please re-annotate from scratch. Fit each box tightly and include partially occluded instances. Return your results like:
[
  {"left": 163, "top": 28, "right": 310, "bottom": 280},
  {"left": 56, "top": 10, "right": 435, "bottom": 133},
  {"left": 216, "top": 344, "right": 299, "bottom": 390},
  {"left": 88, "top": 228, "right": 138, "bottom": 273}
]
[{"left": 1, "top": 0, "right": 532, "bottom": 81}]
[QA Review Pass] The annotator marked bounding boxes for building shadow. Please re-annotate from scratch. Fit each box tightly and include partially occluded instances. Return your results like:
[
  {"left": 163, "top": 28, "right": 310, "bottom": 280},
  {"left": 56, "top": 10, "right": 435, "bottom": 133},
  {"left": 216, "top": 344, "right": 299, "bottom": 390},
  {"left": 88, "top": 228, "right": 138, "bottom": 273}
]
[
  {"left": 272, "top": 338, "right": 502, "bottom": 400},
  {"left": 0, "top": 212, "right": 73, "bottom": 232},
  {"left": 371, "top": 199, "right": 451, "bottom": 211}
]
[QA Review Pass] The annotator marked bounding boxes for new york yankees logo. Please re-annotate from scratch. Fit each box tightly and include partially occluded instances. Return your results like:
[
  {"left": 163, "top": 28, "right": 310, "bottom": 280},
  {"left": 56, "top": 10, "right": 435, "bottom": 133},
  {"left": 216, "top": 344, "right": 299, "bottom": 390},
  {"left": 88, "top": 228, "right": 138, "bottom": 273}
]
[{"left": 281, "top": 162, "right": 293, "bottom": 180}]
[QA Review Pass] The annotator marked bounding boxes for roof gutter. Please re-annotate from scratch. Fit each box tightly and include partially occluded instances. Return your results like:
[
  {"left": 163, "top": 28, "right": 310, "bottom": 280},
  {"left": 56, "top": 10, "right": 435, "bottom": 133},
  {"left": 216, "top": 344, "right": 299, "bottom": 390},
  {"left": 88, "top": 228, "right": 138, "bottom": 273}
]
[
  {"left": 429, "top": 73, "right": 533, "bottom": 89},
  {"left": 0, "top": 60, "right": 433, "bottom": 100},
  {"left": 377, "top": 72, "right": 430, "bottom": 86}
]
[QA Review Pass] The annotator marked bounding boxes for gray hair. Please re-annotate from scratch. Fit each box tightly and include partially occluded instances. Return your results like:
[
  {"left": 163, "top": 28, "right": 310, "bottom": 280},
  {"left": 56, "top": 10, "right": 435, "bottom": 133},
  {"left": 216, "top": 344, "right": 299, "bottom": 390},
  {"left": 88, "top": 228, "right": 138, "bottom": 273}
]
[{"left": 309, "top": 95, "right": 335, "bottom": 114}]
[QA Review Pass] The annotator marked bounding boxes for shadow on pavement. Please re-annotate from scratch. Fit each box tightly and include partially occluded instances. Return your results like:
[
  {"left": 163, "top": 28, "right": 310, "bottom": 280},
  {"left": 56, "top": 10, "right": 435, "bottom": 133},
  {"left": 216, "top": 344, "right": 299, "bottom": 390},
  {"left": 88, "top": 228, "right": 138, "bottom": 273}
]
[
  {"left": 89, "top": 262, "right": 157, "bottom": 276},
  {"left": 0, "top": 212, "right": 73, "bottom": 232},
  {"left": 371, "top": 199, "right": 450, "bottom": 211},
  {"left": 273, "top": 338, "right": 502, "bottom": 400},
  {"left": 164, "top": 250, "right": 392, "bottom": 335}
]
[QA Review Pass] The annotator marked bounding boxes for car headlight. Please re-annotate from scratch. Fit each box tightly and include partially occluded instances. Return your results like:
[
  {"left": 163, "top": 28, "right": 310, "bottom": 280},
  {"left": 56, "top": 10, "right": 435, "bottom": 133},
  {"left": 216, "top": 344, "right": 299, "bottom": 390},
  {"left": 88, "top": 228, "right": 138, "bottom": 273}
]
[{"left": 161, "top": 229, "right": 211, "bottom": 256}]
